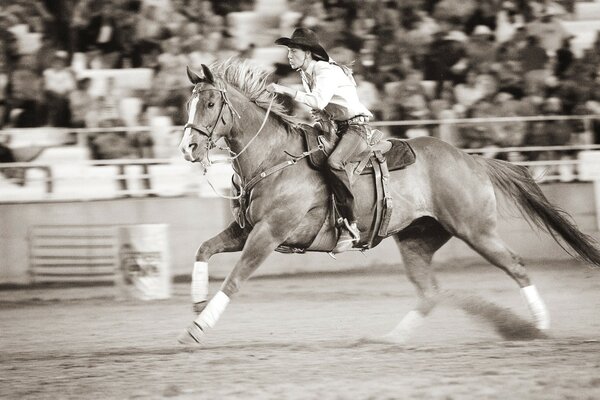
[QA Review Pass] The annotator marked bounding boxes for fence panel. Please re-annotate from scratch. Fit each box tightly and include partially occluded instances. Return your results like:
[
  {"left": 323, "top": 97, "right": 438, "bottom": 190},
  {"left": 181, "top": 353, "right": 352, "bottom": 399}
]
[{"left": 29, "top": 225, "right": 118, "bottom": 283}]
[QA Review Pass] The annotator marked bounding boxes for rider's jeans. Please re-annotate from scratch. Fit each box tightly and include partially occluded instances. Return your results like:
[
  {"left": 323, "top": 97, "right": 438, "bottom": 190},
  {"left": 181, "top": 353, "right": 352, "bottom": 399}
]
[{"left": 326, "top": 124, "right": 369, "bottom": 223}]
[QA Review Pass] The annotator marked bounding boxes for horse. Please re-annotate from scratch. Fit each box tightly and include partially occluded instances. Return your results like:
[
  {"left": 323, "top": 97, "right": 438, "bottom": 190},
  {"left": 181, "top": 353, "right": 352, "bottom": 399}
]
[{"left": 176, "top": 58, "right": 600, "bottom": 345}]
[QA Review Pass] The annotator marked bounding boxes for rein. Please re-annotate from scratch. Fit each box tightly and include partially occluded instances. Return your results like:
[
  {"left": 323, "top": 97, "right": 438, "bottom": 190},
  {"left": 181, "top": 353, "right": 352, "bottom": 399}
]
[
  {"left": 198, "top": 92, "right": 276, "bottom": 199},
  {"left": 194, "top": 89, "right": 308, "bottom": 201},
  {"left": 195, "top": 92, "right": 322, "bottom": 202},
  {"left": 186, "top": 84, "right": 319, "bottom": 202}
]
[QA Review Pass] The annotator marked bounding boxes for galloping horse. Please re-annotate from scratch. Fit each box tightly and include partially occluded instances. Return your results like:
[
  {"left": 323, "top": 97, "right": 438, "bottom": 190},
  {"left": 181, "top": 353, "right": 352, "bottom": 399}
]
[{"left": 177, "top": 59, "right": 600, "bottom": 345}]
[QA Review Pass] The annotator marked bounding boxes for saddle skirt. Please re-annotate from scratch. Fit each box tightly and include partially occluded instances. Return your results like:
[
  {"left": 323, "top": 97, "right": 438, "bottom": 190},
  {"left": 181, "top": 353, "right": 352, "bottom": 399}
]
[{"left": 301, "top": 124, "right": 416, "bottom": 175}]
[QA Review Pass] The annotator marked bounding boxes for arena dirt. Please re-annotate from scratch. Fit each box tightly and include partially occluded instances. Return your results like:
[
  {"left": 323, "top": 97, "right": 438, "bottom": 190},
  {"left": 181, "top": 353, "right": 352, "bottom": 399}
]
[{"left": 1, "top": 261, "right": 599, "bottom": 399}]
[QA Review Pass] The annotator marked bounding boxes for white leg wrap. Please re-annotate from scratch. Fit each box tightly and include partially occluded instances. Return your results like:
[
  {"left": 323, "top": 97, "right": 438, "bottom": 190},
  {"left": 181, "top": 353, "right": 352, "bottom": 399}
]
[
  {"left": 194, "top": 291, "right": 230, "bottom": 330},
  {"left": 521, "top": 285, "right": 550, "bottom": 330},
  {"left": 191, "top": 261, "right": 209, "bottom": 303},
  {"left": 387, "top": 310, "right": 425, "bottom": 338}
]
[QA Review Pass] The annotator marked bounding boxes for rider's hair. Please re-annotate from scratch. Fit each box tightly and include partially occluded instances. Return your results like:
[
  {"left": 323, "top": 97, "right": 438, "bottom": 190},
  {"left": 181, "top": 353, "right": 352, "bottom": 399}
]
[{"left": 290, "top": 44, "right": 356, "bottom": 85}]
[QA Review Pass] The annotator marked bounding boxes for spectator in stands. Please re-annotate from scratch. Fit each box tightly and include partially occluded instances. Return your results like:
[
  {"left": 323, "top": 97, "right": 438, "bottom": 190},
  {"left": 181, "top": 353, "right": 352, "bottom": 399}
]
[
  {"left": 134, "top": 4, "right": 169, "bottom": 58},
  {"left": 68, "top": 77, "right": 93, "bottom": 128},
  {"left": 0, "top": 12, "right": 19, "bottom": 73},
  {"left": 70, "top": 0, "right": 96, "bottom": 53},
  {"left": 497, "top": 24, "right": 528, "bottom": 62},
  {"left": 355, "top": 73, "right": 382, "bottom": 120},
  {"left": 396, "top": 69, "right": 430, "bottom": 113},
  {"left": 86, "top": 3, "right": 124, "bottom": 68},
  {"left": 430, "top": 82, "right": 462, "bottom": 146},
  {"left": 184, "top": 1, "right": 225, "bottom": 37},
  {"left": 93, "top": 77, "right": 124, "bottom": 128},
  {"left": 494, "top": 59, "right": 524, "bottom": 98},
  {"left": 523, "top": 96, "right": 571, "bottom": 175},
  {"left": 518, "top": 34, "right": 549, "bottom": 95},
  {"left": 464, "top": 2, "right": 497, "bottom": 35},
  {"left": 43, "top": 50, "right": 75, "bottom": 127},
  {"left": 35, "top": 35, "right": 60, "bottom": 73},
  {"left": 495, "top": 1, "right": 525, "bottom": 44},
  {"left": 454, "top": 69, "right": 486, "bottom": 110},
  {"left": 424, "top": 30, "right": 469, "bottom": 99},
  {"left": 9, "top": 54, "right": 45, "bottom": 127},
  {"left": 465, "top": 25, "right": 497, "bottom": 66},
  {"left": 462, "top": 98, "right": 502, "bottom": 157},
  {"left": 554, "top": 36, "right": 574, "bottom": 79},
  {"left": 526, "top": 10, "right": 569, "bottom": 55},
  {"left": 492, "top": 91, "right": 527, "bottom": 149},
  {"left": 148, "top": 42, "right": 190, "bottom": 124}
]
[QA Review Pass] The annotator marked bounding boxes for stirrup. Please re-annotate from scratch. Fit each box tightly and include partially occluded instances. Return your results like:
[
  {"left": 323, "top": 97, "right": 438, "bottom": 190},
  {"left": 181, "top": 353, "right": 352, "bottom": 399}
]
[
  {"left": 331, "top": 221, "right": 360, "bottom": 254},
  {"left": 342, "top": 219, "right": 360, "bottom": 242}
]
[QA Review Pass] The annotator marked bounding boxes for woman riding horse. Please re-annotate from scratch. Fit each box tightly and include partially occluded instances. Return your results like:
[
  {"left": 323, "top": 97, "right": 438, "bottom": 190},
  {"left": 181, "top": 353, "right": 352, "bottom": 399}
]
[
  {"left": 177, "top": 58, "right": 600, "bottom": 346},
  {"left": 266, "top": 28, "right": 373, "bottom": 253}
]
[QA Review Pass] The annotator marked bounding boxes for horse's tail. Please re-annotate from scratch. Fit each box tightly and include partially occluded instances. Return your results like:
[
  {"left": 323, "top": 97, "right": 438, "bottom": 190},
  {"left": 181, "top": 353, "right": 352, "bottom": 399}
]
[{"left": 477, "top": 156, "right": 600, "bottom": 267}]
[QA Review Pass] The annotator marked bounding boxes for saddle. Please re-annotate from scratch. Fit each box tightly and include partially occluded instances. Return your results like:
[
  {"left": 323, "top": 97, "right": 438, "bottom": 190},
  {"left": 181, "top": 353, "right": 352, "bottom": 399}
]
[
  {"left": 230, "top": 124, "right": 417, "bottom": 252},
  {"left": 301, "top": 124, "right": 416, "bottom": 250},
  {"left": 301, "top": 124, "right": 416, "bottom": 175}
]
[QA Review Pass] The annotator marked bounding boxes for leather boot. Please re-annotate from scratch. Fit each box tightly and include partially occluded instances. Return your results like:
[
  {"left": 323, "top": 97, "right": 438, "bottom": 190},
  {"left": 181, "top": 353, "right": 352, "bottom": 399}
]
[{"left": 332, "top": 220, "right": 360, "bottom": 253}]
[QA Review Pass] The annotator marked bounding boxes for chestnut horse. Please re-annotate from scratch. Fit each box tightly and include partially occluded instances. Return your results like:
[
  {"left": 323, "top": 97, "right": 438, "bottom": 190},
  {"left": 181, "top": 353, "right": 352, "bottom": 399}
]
[{"left": 177, "top": 59, "right": 600, "bottom": 345}]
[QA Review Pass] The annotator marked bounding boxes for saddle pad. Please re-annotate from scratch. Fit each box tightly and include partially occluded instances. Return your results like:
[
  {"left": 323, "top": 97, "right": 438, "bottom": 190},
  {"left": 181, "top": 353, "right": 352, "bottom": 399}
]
[
  {"left": 302, "top": 125, "right": 416, "bottom": 173},
  {"left": 377, "top": 138, "right": 416, "bottom": 173}
]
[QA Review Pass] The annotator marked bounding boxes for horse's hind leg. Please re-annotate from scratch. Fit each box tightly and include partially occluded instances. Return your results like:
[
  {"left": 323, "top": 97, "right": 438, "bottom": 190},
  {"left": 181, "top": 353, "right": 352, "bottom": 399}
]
[
  {"left": 384, "top": 218, "right": 452, "bottom": 343},
  {"left": 461, "top": 230, "right": 550, "bottom": 330}
]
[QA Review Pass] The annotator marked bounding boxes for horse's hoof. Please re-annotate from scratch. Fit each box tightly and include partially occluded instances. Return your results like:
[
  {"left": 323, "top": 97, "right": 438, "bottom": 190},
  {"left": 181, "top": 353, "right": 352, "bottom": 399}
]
[{"left": 177, "top": 322, "right": 205, "bottom": 345}]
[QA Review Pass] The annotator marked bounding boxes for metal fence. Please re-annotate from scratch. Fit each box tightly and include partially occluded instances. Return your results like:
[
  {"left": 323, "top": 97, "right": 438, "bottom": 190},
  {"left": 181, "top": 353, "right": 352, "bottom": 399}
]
[{"left": 1, "top": 114, "right": 600, "bottom": 202}]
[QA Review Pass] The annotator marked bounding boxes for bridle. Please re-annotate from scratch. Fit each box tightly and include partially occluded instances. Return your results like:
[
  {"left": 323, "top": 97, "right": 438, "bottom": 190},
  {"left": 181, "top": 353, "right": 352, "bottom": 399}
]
[
  {"left": 183, "top": 84, "right": 241, "bottom": 152},
  {"left": 183, "top": 81, "right": 278, "bottom": 199}
]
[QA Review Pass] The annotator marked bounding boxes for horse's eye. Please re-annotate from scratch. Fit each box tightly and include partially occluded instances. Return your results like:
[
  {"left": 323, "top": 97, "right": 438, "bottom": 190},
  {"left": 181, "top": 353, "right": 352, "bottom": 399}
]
[{"left": 208, "top": 102, "right": 215, "bottom": 108}]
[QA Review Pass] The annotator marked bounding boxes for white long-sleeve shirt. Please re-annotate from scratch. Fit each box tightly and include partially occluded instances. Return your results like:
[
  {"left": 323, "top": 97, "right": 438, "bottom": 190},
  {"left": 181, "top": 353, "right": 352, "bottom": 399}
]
[{"left": 294, "top": 60, "right": 372, "bottom": 122}]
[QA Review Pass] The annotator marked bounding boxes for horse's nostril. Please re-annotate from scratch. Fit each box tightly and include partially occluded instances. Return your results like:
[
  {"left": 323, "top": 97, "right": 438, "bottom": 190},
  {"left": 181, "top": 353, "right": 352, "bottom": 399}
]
[{"left": 188, "top": 143, "right": 198, "bottom": 152}]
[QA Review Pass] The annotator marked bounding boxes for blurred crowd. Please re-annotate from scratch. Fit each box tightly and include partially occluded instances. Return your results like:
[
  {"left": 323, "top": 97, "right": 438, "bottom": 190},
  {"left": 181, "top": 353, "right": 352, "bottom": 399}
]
[{"left": 0, "top": 0, "right": 599, "bottom": 163}]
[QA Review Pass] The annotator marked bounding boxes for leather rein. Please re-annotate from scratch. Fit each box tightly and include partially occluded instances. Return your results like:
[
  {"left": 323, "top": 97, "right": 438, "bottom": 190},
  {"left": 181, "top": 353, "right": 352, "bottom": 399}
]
[{"left": 185, "top": 85, "right": 322, "bottom": 201}]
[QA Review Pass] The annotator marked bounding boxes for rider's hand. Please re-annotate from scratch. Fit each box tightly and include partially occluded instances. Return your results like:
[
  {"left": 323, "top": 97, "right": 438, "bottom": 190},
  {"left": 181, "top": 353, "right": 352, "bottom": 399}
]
[
  {"left": 266, "top": 83, "right": 297, "bottom": 98},
  {"left": 266, "top": 83, "right": 279, "bottom": 94}
]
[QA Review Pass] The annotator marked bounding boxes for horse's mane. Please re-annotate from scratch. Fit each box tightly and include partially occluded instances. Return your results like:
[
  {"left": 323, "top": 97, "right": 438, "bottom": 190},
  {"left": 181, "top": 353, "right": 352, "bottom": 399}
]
[{"left": 210, "top": 58, "right": 302, "bottom": 127}]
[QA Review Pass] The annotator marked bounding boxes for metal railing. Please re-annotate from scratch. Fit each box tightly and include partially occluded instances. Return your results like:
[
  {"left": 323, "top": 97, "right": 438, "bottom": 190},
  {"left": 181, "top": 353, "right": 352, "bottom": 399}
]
[{"left": 1, "top": 114, "right": 599, "bottom": 201}]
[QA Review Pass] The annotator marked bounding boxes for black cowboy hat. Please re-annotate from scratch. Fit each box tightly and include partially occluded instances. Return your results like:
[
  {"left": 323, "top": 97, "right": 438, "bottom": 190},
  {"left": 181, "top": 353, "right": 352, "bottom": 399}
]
[{"left": 275, "top": 28, "right": 329, "bottom": 61}]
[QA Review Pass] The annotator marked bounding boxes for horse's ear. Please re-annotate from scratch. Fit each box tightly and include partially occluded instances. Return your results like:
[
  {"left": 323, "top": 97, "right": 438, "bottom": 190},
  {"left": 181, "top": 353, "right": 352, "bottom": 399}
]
[
  {"left": 186, "top": 66, "right": 203, "bottom": 84},
  {"left": 201, "top": 64, "right": 214, "bottom": 84}
]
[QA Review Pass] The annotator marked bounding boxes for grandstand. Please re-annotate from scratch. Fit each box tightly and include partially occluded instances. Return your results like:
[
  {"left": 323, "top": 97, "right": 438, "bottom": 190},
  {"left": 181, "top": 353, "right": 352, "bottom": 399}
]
[{"left": 0, "top": 0, "right": 600, "bottom": 201}]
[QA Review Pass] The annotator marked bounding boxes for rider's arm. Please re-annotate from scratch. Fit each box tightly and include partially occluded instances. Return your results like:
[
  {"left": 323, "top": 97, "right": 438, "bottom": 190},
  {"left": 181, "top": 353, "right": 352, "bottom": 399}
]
[{"left": 294, "top": 63, "right": 337, "bottom": 111}]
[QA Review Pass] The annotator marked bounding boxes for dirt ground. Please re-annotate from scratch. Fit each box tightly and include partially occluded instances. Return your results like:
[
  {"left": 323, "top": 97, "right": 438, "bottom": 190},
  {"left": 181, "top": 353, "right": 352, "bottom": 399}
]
[{"left": 1, "top": 261, "right": 600, "bottom": 400}]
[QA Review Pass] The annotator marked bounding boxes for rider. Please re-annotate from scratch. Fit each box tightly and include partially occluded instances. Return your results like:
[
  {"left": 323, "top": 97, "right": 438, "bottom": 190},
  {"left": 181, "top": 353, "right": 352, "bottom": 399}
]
[{"left": 266, "top": 28, "right": 374, "bottom": 253}]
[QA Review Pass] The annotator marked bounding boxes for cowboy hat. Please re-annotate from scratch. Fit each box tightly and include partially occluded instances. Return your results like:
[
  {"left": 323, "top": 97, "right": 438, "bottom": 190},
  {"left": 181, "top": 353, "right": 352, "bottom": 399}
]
[{"left": 275, "top": 28, "right": 329, "bottom": 61}]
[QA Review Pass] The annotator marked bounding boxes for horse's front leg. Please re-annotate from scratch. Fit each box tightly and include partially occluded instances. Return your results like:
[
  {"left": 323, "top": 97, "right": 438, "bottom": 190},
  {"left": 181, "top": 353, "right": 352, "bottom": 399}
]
[
  {"left": 178, "top": 219, "right": 289, "bottom": 345},
  {"left": 190, "top": 221, "right": 249, "bottom": 314}
]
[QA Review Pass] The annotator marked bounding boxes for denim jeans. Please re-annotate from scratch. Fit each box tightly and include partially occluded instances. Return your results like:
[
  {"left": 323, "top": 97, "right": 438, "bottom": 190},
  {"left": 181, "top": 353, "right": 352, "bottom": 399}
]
[{"left": 326, "top": 123, "right": 369, "bottom": 223}]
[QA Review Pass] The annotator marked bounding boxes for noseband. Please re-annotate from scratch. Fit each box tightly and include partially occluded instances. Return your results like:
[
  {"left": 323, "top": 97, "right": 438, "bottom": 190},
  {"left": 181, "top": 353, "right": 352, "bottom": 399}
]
[{"left": 184, "top": 85, "right": 241, "bottom": 149}]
